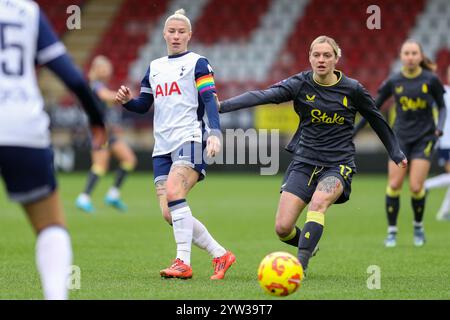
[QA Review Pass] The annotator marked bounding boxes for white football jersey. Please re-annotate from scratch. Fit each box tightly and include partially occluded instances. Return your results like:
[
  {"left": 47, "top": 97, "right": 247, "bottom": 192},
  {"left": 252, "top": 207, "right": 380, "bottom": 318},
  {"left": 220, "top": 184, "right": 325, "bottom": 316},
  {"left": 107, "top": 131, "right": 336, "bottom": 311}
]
[
  {"left": 145, "top": 52, "right": 207, "bottom": 156},
  {"left": 0, "top": 0, "right": 65, "bottom": 148},
  {"left": 438, "top": 85, "right": 450, "bottom": 149}
]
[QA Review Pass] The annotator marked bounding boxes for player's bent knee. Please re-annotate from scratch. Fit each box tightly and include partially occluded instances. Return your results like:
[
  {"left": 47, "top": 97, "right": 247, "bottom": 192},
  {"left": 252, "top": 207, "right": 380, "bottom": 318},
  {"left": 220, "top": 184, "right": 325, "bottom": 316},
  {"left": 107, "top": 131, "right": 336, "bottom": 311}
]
[
  {"left": 388, "top": 176, "right": 403, "bottom": 189},
  {"left": 410, "top": 186, "right": 421, "bottom": 195},
  {"left": 410, "top": 185, "right": 425, "bottom": 198},
  {"left": 274, "top": 220, "right": 294, "bottom": 238},
  {"left": 386, "top": 185, "right": 401, "bottom": 197},
  {"left": 120, "top": 160, "right": 136, "bottom": 172},
  {"left": 409, "top": 181, "right": 424, "bottom": 194},
  {"left": 91, "top": 164, "right": 107, "bottom": 176}
]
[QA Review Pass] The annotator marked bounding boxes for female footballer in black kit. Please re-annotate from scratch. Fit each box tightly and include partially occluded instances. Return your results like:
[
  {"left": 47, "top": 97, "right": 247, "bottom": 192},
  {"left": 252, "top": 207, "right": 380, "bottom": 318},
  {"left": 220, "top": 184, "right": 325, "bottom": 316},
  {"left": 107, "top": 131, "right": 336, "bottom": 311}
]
[
  {"left": 220, "top": 36, "right": 407, "bottom": 274},
  {"left": 355, "top": 40, "right": 446, "bottom": 247}
]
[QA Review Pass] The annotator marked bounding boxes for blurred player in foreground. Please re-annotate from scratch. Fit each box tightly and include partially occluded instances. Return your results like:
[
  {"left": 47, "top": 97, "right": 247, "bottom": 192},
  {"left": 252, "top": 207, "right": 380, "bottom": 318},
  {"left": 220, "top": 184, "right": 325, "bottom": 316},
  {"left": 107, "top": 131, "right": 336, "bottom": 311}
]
[
  {"left": 116, "top": 9, "right": 235, "bottom": 280},
  {"left": 0, "top": 0, "right": 105, "bottom": 299},
  {"left": 220, "top": 35, "right": 407, "bottom": 274},
  {"left": 76, "top": 55, "right": 137, "bottom": 213}
]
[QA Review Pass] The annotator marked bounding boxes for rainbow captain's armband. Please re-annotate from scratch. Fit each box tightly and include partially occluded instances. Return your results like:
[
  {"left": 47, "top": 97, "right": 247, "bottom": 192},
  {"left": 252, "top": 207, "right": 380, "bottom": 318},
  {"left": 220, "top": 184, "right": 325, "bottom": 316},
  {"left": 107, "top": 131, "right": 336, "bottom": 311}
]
[{"left": 196, "top": 74, "right": 216, "bottom": 94}]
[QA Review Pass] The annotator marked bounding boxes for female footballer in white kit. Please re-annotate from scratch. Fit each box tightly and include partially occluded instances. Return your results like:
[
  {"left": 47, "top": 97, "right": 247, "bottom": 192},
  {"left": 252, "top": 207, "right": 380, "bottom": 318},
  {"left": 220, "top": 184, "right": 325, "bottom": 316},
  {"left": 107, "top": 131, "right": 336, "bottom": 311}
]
[
  {"left": 0, "top": 0, "right": 106, "bottom": 299},
  {"left": 116, "top": 9, "right": 235, "bottom": 280}
]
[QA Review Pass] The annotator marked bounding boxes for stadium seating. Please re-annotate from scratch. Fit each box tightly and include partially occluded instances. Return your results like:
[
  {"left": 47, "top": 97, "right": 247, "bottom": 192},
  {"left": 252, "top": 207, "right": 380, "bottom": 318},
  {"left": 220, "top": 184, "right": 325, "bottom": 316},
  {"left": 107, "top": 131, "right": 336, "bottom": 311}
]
[
  {"left": 128, "top": 0, "right": 310, "bottom": 98},
  {"left": 125, "top": 0, "right": 430, "bottom": 97},
  {"left": 271, "top": 0, "right": 426, "bottom": 94},
  {"left": 88, "top": 0, "right": 168, "bottom": 89},
  {"left": 436, "top": 48, "right": 450, "bottom": 82},
  {"left": 40, "top": 0, "right": 449, "bottom": 109},
  {"left": 407, "top": 0, "right": 450, "bottom": 83},
  {"left": 36, "top": 0, "right": 85, "bottom": 36},
  {"left": 192, "top": 0, "right": 270, "bottom": 45}
]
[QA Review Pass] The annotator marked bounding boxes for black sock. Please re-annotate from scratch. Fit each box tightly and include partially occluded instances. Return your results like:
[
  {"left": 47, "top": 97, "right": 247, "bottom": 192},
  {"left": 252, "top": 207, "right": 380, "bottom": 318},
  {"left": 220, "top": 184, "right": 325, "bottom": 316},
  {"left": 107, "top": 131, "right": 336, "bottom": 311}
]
[
  {"left": 386, "top": 195, "right": 400, "bottom": 227},
  {"left": 298, "top": 220, "right": 323, "bottom": 270},
  {"left": 114, "top": 168, "right": 129, "bottom": 189},
  {"left": 298, "top": 249, "right": 311, "bottom": 273},
  {"left": 412, "top": 195, "right": 426, "bottom": 224},
  {"left": 84, "top": 171, "right": 99, "bottom": 195},
  {"left": 280, "top": 226, "right": 301, "bottom": 247}
]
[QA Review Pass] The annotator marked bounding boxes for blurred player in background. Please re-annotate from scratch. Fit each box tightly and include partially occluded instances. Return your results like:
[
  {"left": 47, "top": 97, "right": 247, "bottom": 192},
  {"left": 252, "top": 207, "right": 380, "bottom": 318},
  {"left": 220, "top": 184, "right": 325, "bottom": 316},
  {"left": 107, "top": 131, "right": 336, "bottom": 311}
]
[
  {"left": 355, "top": 40, "right": 446, "bottom": 247},
  {"left": 220, "top": 35, "right": 407, "bottom": 274},
  {"left": 424, "top": 64, "right": 450, "bottom": 221},
  {"left": 116, "top": 9, "right": 235, "bottom": 280},
  {"left": 76, "top": 55, "right": 137, "bottom": 213},
  {"left": 0, "top": 0, "right": 105, "bottom": 299}
]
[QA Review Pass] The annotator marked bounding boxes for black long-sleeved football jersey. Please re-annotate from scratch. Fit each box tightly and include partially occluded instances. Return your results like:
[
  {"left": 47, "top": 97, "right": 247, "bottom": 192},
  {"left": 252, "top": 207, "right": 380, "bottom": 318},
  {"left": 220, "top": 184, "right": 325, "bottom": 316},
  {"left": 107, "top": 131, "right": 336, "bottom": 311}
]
[{"left": 220, "top": 70, "right": 405, "bottom": 169}]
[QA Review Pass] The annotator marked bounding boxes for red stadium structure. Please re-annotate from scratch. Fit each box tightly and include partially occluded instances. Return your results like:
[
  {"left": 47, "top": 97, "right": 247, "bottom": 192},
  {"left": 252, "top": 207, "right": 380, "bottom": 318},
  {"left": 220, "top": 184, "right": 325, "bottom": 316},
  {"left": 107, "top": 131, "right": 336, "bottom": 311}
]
[{"left": 36, "top": 0, "right": 450, "bottom": 115}]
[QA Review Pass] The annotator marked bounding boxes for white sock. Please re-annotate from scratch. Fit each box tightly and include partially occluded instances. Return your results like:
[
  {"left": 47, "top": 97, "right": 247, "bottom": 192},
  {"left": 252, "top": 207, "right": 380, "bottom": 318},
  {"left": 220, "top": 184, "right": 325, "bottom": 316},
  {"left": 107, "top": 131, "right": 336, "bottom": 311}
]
[
  {"left": 192, "top": 217, "right": 226, "bottom": 258},
  {"left": 437, "top": 186, "right": 450, "bottom": 217},
  {"left": 169, "top": 201, "right": 193, "bottom": 266},
  {"left": 424, "top": 173, "right": 450, "bottom": 190},
  {"left": 36, "top": 226, "right": 72, "bottom": 300},
  {"left": 107, "top": 187, "right": 120, "bottom": 199},
  {"left": 413, "top": 221, "right": 424, "bottom": 229},
  {"left": 77, "top": 193, "right": 90, "bottom": 203},
  {"left": 387, "top": 226, "right": 398, "bottom": 233}
]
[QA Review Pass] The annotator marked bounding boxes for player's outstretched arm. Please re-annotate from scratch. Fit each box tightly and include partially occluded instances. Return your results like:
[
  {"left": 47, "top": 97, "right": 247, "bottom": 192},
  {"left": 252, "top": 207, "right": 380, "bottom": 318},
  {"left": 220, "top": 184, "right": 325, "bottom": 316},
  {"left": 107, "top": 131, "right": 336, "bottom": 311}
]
[
  {"left": 219, "top": 87, "right": 292, "bottom": 113},
  {"left": 45, "top": 56, "right": 105, "bottom": 128},
  {"left": 46, "top": 55, "right": 107, "bottom": 149},
  {"left": 354, "top": 83, "right": 407, "bottom": 168},
  {"left": 37, "top": 9, "right": 106, "bottom": 148},
  {"left": 219, "top": 76, "right": 302, "bottom": 113}
]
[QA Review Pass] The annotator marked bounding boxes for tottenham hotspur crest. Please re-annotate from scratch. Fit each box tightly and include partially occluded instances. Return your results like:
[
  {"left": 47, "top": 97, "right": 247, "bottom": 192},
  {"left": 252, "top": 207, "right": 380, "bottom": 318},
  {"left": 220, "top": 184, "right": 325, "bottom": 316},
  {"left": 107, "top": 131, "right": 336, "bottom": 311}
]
[{"left": 180, "top": 66, "right": 186, "bottom": 77}]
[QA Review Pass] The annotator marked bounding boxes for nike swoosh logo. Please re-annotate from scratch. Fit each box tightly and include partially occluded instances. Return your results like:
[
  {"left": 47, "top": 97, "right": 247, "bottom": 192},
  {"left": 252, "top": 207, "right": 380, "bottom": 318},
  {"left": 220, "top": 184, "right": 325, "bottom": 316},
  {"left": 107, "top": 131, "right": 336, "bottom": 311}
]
[{"left": 152, "top": 72, "right": 160, "bottom": 78}]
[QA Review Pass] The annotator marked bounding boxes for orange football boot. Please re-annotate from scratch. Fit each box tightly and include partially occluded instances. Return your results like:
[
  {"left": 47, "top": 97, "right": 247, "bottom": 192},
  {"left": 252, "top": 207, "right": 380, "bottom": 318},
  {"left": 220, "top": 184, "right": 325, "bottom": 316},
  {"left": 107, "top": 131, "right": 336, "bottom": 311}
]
[
  {"left": 160, "top": 258, "right": 193, "bottom": 279},
  {"left": 210, "top": 251, "right": 236, "bottom": 280}
]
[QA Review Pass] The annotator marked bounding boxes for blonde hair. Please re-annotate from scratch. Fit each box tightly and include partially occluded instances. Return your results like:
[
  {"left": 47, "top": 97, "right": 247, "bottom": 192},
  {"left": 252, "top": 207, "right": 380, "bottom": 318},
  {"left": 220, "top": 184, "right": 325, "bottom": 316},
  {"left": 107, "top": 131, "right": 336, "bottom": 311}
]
[
  {"left": 88, "top": 55, "right": 112, "bottom": 81},
  {"left": 164, "top": 8, "right": 192, "bottom": 31},
  {"left": 309, "top": 35, "right": 342, "bottom": 58},
  {"left": 401, "top": 39, "right": 437, "bottom": 72}
]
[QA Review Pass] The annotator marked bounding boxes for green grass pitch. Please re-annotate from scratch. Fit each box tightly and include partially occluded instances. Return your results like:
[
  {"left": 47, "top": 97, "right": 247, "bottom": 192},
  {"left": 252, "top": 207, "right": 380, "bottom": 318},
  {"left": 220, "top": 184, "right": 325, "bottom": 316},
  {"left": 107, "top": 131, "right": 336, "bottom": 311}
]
[{"left": 0, "top": 172, "right": 449, "bottom": 299}]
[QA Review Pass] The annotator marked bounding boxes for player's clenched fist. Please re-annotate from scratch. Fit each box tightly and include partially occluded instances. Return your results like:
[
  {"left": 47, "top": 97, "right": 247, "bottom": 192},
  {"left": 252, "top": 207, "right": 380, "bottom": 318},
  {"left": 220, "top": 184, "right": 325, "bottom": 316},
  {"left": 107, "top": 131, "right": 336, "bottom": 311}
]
[
  {"left": 116, "top": 85, "right": 132, "bottom": 104},
  {"left": 206, "top": 135, "right": 221, "bottom": 158}
]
